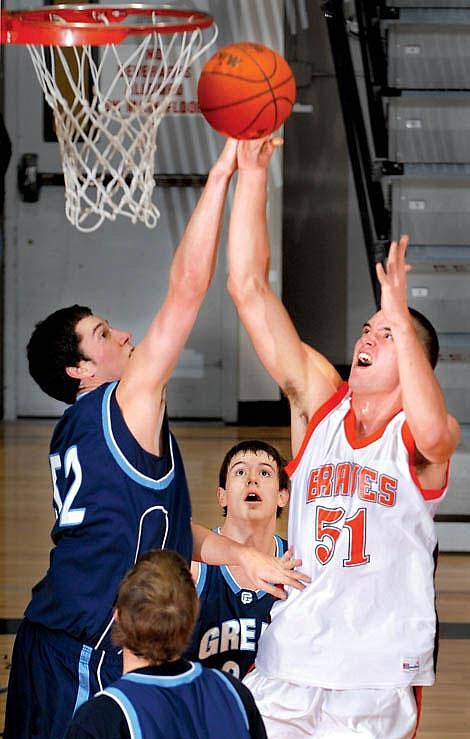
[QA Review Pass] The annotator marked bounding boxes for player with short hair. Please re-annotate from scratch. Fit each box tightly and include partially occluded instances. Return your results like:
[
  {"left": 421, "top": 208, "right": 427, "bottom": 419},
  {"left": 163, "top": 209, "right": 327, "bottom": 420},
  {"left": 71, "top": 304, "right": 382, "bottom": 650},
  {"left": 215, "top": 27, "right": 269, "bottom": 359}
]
[
  {"left": 227, "top": 138, "right": 460, "bottom": 738},
  {"left": 64, "top": 549, "right": 267, "bottom": 739},
  {"left": 4, "top": 139, "right": 307, "bottom": 739},
  {"left": 186, "top": 440, "right": 289, "bottom": 678}
]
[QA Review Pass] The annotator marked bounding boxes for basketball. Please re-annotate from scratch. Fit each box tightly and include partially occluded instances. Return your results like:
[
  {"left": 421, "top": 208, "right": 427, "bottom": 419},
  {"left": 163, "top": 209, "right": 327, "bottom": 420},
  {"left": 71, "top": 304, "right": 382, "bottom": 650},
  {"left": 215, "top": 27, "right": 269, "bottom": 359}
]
[{"left": 197, "top": 42, "right": 296, "bottom": 140}]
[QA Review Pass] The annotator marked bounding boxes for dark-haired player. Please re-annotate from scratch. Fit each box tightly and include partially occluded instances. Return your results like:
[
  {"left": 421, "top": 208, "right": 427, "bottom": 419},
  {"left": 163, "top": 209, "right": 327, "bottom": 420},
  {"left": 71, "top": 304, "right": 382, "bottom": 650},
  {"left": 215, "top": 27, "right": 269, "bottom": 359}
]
[
  {"left": 227, "top": 137, "right": 460, "bottom": 738},
  {"left": 4, "top": 140, "right": 307, "bottom": 739},
  {"left": 186, "top": 440, "right": 289, "bottom": 678}
]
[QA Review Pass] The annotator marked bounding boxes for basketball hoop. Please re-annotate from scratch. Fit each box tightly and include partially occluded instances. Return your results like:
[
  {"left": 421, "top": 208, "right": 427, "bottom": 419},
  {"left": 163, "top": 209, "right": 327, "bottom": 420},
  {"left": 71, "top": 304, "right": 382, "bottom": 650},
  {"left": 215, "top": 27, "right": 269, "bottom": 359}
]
[{"left": 1, "top": 5, "right": 217, "bottom": 232}]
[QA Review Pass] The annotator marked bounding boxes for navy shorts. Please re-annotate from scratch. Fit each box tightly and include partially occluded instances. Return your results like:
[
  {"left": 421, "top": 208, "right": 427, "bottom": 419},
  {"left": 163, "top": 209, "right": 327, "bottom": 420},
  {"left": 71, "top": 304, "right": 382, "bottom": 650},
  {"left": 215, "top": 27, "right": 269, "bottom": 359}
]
[{"left": 4, "top": 618, "right": 122, "bottom": 739}]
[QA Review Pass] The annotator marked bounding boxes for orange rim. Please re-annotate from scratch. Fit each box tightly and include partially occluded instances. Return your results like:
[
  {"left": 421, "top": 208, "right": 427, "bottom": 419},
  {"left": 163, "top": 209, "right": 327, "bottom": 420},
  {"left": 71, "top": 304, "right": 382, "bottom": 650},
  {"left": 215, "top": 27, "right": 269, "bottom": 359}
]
[{"left": 1, "top": 4, "right": 214, "bottom": 46}]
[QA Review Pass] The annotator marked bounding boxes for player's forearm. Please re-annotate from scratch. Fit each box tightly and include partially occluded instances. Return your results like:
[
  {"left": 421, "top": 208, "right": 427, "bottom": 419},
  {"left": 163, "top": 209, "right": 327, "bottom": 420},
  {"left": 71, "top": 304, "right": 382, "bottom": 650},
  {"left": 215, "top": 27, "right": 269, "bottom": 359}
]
[
  {"left": 169, "top": 167, "right": 233, "bottom": 298},
  {"left": 227, "top": 168, "right": 270, "bottom": 292},
  {"left": 191, "top": 521, "right": 245, "bottom": 565},
  {"left": 393, "top": 317, "right": 459, "bottom": 460}
]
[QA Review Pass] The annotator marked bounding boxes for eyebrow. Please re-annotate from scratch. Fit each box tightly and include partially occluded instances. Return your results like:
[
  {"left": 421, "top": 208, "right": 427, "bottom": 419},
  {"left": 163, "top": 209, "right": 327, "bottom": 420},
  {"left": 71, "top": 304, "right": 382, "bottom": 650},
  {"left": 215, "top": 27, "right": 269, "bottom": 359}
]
[
  {"left": 362, "top": 322, "right": 392, "bottom": 333},
  {"left": 230, "top": 460, "right": 276, "bottom": 471}
]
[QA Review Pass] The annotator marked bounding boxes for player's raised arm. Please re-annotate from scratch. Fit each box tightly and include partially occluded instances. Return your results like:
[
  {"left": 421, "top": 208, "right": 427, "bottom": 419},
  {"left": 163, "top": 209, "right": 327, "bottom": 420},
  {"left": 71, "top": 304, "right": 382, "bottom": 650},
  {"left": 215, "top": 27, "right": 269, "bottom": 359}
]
[
  {"left": 227, "top": 138, "right": 341, "bottom": 445},
  {"left": 376, "top": 235, "right": 460, "bottom": 464},
  {"left": 116, "top": 139, "right": 238, "bottom": 449}
]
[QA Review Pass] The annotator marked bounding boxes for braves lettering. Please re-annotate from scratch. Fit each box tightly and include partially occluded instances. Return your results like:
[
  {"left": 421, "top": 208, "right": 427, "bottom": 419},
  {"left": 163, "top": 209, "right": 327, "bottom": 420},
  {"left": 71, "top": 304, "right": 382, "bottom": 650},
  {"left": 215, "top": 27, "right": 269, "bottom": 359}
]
[{"left": 307, "top": 463, "right": 397, "bottom": 506}]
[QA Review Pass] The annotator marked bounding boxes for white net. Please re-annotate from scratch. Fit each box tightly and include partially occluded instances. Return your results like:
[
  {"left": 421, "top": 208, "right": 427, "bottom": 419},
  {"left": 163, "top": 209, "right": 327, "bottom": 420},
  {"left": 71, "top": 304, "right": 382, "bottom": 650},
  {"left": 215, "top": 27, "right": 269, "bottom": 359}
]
[{"left": 26, "top": 11, "right": 217, "bottom": 232}]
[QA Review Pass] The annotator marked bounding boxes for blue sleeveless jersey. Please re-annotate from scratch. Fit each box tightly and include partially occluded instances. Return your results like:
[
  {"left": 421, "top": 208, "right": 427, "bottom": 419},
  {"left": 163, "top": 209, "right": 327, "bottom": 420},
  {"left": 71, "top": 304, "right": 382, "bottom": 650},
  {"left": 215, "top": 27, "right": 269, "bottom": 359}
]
[
  {"left": 101, "top": 662, "right": 251, "bottom": 739},
  {"left": 185, "top": 532, "right": 287, "bottom": 679},
  {"left": 26, "top": 382, "right": 192, "bottom": 649}
]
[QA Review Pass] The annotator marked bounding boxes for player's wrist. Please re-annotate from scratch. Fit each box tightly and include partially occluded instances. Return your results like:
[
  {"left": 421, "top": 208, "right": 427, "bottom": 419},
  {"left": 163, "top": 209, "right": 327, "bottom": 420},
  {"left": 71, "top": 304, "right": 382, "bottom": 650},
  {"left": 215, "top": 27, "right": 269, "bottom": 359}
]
[
  {"left": 237, "top": 169, "right": 269, "bottom": 186},
  {"left": 387, "top": 312, "right": 416, "bottom": 339}
]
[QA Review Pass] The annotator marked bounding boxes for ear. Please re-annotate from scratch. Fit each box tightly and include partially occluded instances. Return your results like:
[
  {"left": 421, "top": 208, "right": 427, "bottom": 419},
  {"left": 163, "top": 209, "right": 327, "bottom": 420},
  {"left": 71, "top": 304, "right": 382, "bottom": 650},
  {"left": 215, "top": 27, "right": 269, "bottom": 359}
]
[
  {"left": 277, "top": 487, "right": 289, "bottom": 509},
  {"left": 113, "top": 607, "right": 120, "bottom": 623},
  {"left": 217, "top": 486, "right": 227, "bottom": 509},
  {"left": 65, "top": 360, "right": 94, "bottom": 381}
]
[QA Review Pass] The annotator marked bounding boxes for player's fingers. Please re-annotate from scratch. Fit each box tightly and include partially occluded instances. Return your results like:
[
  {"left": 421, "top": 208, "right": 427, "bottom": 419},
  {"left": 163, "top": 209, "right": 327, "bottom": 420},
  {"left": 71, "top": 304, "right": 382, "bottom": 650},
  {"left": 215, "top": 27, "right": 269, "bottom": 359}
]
[
  {"left": 398, "top": 233, "right": 409, "bottom": 256},
  {"left": 261, "top": 583, "right": 287, "bottom": 600},
  {"left": 224, "top": 137, "right": 238, "bottom": 150},
  {"left": 376, "top": 261, "right": 387, "bottom": 283},
  {"left": 282, "top": 557, "right": 304, "bottom": 571},
  {"left": 280, "top": 548, "right": 293, "bottom": 563},
  {"left": 276, "top": 569, "right": 310, "bottom": 587},
  {"left": 260, "top": 136, "right": 283, "bottom": 163},
  {"left": 394, "top": 235, "right": 409, "bottom": 272},
  {"left": 386, "top": 240, "right": 400, "bottom": 273}
]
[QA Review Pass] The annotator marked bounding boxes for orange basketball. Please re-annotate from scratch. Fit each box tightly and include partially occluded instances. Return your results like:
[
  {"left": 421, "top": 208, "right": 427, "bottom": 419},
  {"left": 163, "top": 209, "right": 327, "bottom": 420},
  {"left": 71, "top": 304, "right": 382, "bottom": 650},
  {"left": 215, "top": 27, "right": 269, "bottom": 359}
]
[{"left": 197, "top": 42, "right": 296, "bottom": 140}]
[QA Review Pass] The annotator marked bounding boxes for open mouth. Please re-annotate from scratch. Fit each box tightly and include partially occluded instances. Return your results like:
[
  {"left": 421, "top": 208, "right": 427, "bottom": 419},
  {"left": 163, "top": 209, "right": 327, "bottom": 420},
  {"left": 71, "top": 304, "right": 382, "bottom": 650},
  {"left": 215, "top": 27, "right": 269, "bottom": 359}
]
[
  {"left": 245, "top": 492, "right": 262, "bottom": 502},
  {"left": 357, "top": 351, "right": 373, "bottom": 367}
]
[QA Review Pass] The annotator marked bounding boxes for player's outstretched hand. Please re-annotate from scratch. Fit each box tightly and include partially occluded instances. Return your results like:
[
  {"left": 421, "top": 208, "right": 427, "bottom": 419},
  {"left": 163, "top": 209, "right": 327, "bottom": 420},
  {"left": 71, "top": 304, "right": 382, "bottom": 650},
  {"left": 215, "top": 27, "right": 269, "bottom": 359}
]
[
  {"left": 212, "top": 137, "right": 239, "bottom": 178},
  {"left": 238, "top": 545, "right": 310, "bottom": 600},
  {"left": 376, "top": 234, "right": 413, "bottom": 325},
  {"left": 237, "top": 136, "right": 283, "bottom": 172}
]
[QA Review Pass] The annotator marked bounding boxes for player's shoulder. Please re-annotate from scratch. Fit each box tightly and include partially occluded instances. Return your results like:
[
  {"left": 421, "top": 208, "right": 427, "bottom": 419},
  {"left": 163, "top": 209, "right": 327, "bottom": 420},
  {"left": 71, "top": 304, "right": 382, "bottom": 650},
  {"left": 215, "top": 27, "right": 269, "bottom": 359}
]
[
  {"left": 51, "top": 384, "right": 111, "bottom": 449},
  {"left": 65, "top": 693, "right": 128, "bottom": 738},
  {"left": 274, "top": 534, "right": 288, "bottom": 556}
]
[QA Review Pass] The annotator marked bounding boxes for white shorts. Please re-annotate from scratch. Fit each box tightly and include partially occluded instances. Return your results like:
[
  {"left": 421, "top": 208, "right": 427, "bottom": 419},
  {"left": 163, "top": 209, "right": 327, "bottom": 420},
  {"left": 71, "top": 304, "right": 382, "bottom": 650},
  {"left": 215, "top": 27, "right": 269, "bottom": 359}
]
[{"left": 243, "top": 668, "right": 418, "bottom": 739}]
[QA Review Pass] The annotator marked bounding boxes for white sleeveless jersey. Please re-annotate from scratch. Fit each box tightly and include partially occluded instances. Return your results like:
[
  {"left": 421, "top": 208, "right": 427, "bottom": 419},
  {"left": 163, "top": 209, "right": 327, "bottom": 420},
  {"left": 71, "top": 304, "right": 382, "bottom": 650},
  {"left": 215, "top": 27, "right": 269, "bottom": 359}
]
[{"left": 256, "top": 383, "right": 449, "bottom": 689}]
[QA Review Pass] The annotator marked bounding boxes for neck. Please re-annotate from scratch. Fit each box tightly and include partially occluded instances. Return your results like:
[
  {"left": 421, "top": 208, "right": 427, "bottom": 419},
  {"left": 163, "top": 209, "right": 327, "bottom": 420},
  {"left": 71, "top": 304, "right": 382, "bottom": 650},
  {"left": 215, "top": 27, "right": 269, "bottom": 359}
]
[
  {"left": 122, "top": 648, "right": 152, "bottom": 674},
  {"left": 220, "top": 518, "right": 277, "bottom": 555},
  {"left": 351, "top": 390, "right": 402, "bottom": 436},
  {"left": 77, "top": 378, "right": 104, "bottom": 396}
]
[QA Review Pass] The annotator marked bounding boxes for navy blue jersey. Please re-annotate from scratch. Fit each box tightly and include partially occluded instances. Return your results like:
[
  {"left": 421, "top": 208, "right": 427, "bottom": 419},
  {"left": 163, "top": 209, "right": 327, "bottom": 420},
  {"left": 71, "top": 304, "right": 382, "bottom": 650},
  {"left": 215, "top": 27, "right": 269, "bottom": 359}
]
[
  {"left": 65, "top": 660, "right": 267, "bottom": 739},
  {"left": 26, "top": 382, "right": 192, "bottom": 649},
  {"left": 185, "top": 532, "right": 287, "bottom": 679}
]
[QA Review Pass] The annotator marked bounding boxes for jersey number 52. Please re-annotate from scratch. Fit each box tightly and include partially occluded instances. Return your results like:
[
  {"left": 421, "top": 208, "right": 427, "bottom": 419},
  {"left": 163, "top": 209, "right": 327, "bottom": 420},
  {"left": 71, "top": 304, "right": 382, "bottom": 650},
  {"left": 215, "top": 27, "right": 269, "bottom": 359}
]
[{"left": 49, "top": 445, "right": 85, "bottom": 527}]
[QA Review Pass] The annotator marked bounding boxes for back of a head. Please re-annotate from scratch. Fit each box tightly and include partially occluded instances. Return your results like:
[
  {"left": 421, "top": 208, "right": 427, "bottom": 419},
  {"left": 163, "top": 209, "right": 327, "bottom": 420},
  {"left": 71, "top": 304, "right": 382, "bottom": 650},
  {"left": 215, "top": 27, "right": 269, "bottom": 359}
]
[
  {"left": 27, "top": 305, "right": 92, "bottom": 405},
  {"left": 113, "top": 549, "right": 198, "bottom": 665},
  {"left": 408, "top": 307, "right": 439, "bottom": 369}
]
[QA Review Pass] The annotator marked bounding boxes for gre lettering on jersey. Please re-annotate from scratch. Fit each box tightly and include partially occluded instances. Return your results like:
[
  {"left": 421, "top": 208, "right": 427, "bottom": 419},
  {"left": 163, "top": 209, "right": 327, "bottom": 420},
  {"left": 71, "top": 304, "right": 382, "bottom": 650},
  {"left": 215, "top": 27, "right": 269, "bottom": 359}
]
[
  {"left": 199, "top": 618, "right": 266, "bottom": 660},
  {"left": 49, "top": 445, "right": 86, "bottom": 527}
]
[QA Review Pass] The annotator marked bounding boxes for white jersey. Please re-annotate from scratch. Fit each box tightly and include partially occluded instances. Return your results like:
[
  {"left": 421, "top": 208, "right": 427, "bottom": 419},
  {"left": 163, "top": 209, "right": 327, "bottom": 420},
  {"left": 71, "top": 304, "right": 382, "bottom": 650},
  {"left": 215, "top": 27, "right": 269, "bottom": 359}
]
[{"left": 256, "top": 383, "right": 449, "bottom": 690}]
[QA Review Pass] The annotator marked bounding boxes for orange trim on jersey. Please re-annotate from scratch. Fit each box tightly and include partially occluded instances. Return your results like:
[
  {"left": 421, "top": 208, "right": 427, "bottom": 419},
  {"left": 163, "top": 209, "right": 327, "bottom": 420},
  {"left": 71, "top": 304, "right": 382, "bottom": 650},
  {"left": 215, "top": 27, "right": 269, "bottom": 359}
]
[
  {"left": 285, "top": 382, "right": 349, "bottom": 477},
  {"left": 343, "top": 404, "right": 402, "bottom": 449},
  {"left": 401, "top": 422, "right": 449, "bottom": 501},
  {"left": 411, "top": 686, "right": 423, "bottom": 739}
]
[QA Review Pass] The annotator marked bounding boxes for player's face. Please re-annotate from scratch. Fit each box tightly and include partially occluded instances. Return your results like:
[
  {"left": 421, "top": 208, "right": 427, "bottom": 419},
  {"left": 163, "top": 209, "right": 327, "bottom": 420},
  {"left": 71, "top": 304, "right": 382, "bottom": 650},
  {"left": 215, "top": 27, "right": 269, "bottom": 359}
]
[
  {"left": 75, "top": 314, "right": 134, "bottom": 384},
  {"left": 218, "top": 450, "right": 288, "bottom": 523},
  {"left": 348, "top": 310, "right": 400, "bottom": 393}
]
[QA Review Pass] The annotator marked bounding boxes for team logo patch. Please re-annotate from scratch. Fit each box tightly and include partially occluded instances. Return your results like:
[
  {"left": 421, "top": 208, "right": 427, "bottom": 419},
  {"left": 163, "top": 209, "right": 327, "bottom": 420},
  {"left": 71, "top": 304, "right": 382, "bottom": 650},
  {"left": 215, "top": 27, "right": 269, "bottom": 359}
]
[
  {"left": 240, "top": 591, "right": 254, "bottom": 604},
  {"left": 402, "top": 657, "right": 420, "bottom": 671}
]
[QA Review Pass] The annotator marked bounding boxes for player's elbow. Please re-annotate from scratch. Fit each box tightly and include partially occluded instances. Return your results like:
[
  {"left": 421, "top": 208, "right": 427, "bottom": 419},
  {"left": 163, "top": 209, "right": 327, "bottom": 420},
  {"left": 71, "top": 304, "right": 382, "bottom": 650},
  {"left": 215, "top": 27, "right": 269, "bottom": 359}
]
[
  {"left": 170, "top": 263, "right": 212, "bottom": 304},
  {"left": 227, "top": 272, "right": 264, "bottom": 312},
  {"left": 416, "top": 416, "right": 461, "bottom": 464},
  {"left": 227, "top": 273, "right": 242, "bottom": 306}
]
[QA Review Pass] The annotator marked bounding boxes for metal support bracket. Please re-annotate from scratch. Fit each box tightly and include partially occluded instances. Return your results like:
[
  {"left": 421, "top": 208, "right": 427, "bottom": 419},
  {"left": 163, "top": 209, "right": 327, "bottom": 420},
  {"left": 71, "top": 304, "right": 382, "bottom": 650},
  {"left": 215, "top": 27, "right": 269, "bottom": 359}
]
[{"left": 17, "top": 153, "right": 208, "bottom": 203}]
